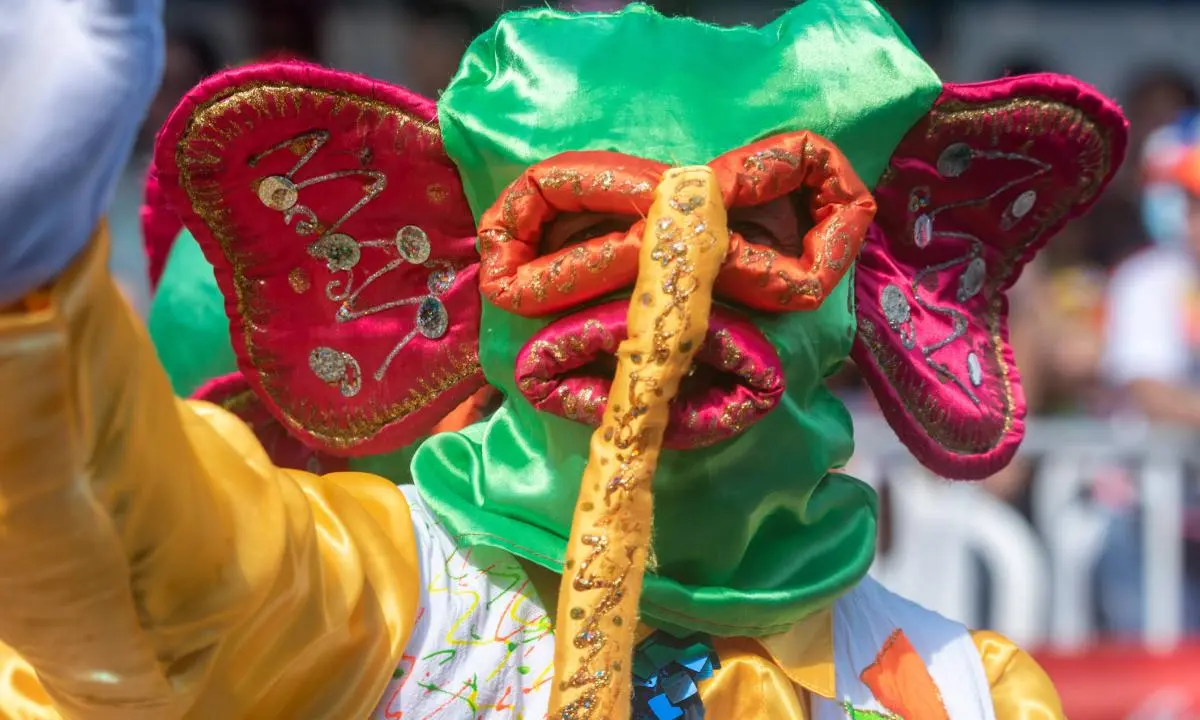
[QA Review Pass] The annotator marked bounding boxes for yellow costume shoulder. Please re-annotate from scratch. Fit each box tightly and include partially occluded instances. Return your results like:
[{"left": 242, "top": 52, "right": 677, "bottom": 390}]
[
  {"left": 972, "top": 631, "right": 1065, "bottom": 719},
  {"left": 0, "top": 229, "right": 420, "bottom": 719}
]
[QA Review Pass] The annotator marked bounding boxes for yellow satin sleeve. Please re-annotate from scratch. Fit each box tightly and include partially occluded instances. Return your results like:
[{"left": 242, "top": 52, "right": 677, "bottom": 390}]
[
  {"left": 972, "top": 631, "right": 1065, "bottom": 720},
  {"left": 696, "top": 625, "right": 1066, "bottom": 719},
  {"left": 0, "top": 228, "right": 420, "bottom": 719}
]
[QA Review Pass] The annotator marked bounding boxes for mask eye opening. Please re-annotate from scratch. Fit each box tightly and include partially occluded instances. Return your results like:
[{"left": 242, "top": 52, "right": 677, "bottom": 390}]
[
  {"left": 727, "top": 190, "right": 816, "bottom": 259},
  {"left": 539, "top": 212, "right": 639, "bottom": 255}
]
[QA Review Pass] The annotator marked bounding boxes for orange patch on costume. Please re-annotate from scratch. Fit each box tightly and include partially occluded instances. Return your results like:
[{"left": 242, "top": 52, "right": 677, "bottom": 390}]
[{"left": 860, "top": 629, "right": 950, "bottom": 720}]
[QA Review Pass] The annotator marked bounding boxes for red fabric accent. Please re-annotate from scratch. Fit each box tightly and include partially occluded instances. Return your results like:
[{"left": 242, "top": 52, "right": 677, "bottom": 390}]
[
  {"left": 195, "top": 374, "right": 493, "bottom": 473},
  {"left": 852, "top": 74, "right": 1128, "bottom": 480},
  {"left": 514, "top": 300, "right": 784, "bottom": 449},
  {"left": 1035, "top": 643, "right": 1200, "bottom": 719},
  {"left": 141, "top": 163, "right": 185, "bottom": 291},
  {"left": 710, "top": 131, "right": 876, "bottom": 312},
  {"left": 154, "top": 61, "right": 484, "bottom": 457},
  {"left": 477, "top": 131, "right": 874, "bottom": 317},
  {"left": 192, "top": 372, "right": 350, "bottom": 474},
  {"left": 477, "top": 152, "right": 659, "bottom": 316}
]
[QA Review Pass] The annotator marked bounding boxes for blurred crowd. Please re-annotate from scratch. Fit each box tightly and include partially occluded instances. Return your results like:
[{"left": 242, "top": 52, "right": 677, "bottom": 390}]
[{"left": 108, "top": 0, "right": 1200, "bottom": 641}]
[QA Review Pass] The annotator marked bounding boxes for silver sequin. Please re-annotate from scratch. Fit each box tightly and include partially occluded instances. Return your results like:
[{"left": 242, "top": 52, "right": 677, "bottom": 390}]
[
  {"left": 1002, "top": 190, "right": 1037, "bottom": 230},
  {"left": 1011, "top": 190, "right": 1037, "bottom": 218},
  {"left": 308, "top": 233, "right": 361, "bottom": 271},
  {"left": 309, "top": 346, "right": 345, "bottom": 382},
  {"left": 937, "top": 143, "right": 973, "bottom": 178},
  {"left": 417, "top": 296, "right": 449, "bottom": 339},
  {"left": 958, "top": 257, "right": 986, "bottom": 302},
  {"left": 881, "top": 284, "right": 915, "bottom": 350},
  {"left": 308, "top": 346, "right": 362, "bottom": 397},
  {"left": 967, "top": 352, "right": 984, "bottom": 387},
  {"left": 396, "top": 225, "right": 431, "bottom": 264},
  {"left": 913, "top": 214, "right": 934, "bottom": 249},
  {"left": 426, "top": 266, "right": 456, "bottom": 296},
  {"left": 881, "top": 284, "right": 911, "bottom": 325},
  {"left": 257, "top": 175, "right": 299, "bottom": 210}
]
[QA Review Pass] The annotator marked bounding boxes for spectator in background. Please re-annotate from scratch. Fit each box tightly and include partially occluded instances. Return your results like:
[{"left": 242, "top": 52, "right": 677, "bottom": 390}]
[
  {"left": 140, "top": 32, "right": 221, "bottom": 155},
  {"left": 248, "top": 0, "right": 328, "bottom": 63},
  {"left": 1083, "top": 67, "right": 1200, "bottom": 269},
  {"left": 1101, "top": 120, "right": 1200, "bottom": 634},
  {"left": 397, "top": 0, "right": 490, "bottom": 99},
  {"left": 1124, "top": 66, "right": 1200, "bottom": 174}
]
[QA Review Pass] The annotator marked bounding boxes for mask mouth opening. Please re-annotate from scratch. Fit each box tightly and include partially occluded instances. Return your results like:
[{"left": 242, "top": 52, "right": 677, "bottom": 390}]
[{"left": 515, "top": 299, "right": 783, "bottom": 448}]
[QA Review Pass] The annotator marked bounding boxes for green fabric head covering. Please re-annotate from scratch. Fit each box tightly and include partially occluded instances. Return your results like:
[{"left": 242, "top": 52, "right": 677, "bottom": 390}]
[{"left": 415, "top": 0, "right": 942, "bottom": 637}]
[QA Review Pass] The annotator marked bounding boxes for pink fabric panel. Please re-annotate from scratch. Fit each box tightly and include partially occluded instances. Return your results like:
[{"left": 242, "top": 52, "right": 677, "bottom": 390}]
[
  {"left": 154, "top": 61, "right": 484, "bottom": 457},
  {"left": 852, "top": 74, "right": 1128, "bottom": 479},
  {"left": 141, "top": 162, "right": 184, "bottom": 291}
]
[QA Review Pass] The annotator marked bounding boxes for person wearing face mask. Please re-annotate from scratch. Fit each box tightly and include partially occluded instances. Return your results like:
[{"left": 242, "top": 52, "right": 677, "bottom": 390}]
[
  {"left": 1102, "top": 123, "right": 1200, "bottom": 635},
  {"left": 0, "top": 1, "right": 1128, "bottom": 718}
]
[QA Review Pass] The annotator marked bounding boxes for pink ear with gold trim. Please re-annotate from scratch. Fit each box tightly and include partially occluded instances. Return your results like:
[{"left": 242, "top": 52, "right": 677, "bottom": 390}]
[
  {"left": 155, "top": 62, "right": 485, "bottom": 457},
  {"left": 851, "top": 75, "right": 1127, "bottom": 479}
]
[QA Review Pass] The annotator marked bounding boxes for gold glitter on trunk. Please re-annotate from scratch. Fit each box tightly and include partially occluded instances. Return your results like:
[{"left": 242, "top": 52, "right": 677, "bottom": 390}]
[{"left": 548, "top": 167, "right": 731, "bottom": 720}]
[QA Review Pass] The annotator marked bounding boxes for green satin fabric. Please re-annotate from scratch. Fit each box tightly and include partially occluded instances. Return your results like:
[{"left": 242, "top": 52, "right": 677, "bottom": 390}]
[
  {"left": 415, "top": 280, "right": 879, "bottom": 636},
  {"left": 148, "top": 230, "right": 238, "bottom": 396},
  {"left": 419, "top": 0, "right": 941, "bottom": 636},
  {"left": 439, "top": 0, "right": 940, "bottom": 218}
]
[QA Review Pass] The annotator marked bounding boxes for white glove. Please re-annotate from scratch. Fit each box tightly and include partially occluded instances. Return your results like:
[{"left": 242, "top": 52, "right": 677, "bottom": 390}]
[{"left": 0, "top": 0, "right": 163, "bottom": 303}]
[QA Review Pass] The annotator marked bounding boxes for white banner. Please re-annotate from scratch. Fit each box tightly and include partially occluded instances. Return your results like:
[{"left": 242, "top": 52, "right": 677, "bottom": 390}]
[{"left": 850, "top": 416, "right": 1196, "bottom": 649}]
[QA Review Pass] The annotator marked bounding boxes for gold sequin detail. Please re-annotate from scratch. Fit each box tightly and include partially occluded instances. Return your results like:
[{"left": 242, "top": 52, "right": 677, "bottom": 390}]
[
  {"left": 426, "top": 183, "right": 449, "bottom": 204},
  {"left": 288, "top": 267, "right": 310, "bottom": 294},
  {"left": 713, "top": 328, "right": 778, "bottom": 391},
  {"left": 557, "top": 386, "right": 607, "bottom": 425},
  {"left": 521, "top": 319, "right": 617, "bottom": 374}
]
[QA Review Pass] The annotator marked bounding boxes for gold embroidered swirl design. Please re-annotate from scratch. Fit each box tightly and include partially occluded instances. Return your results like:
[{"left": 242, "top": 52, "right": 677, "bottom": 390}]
[{"left": 549, "top": 167, "right": 730, "bottom": 720}]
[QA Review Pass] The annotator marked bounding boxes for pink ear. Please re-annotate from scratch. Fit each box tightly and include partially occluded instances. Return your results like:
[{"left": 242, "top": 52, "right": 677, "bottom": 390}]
[
  {"left": 852, "top": 75, "right": 1128, "bottom": 479},
  {"left": 141, "top": 162, "right": 183, "bottom": 291},
  {"left": 155, "top": 61, "right": 485, "bottom": 457},
  {"left": 192, "top": 373, "right": 349, "bottom": 474}
]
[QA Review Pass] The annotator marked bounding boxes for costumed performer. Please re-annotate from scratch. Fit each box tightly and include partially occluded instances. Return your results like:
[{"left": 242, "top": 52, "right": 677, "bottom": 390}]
[{"left": 0, "top": 0, "right": 1127, "bottom": 718}]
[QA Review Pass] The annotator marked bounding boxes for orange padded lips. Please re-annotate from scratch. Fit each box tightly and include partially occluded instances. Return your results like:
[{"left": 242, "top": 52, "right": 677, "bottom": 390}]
[{"left": 477, "top": 131, "right": 876, "bottom": 317}]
